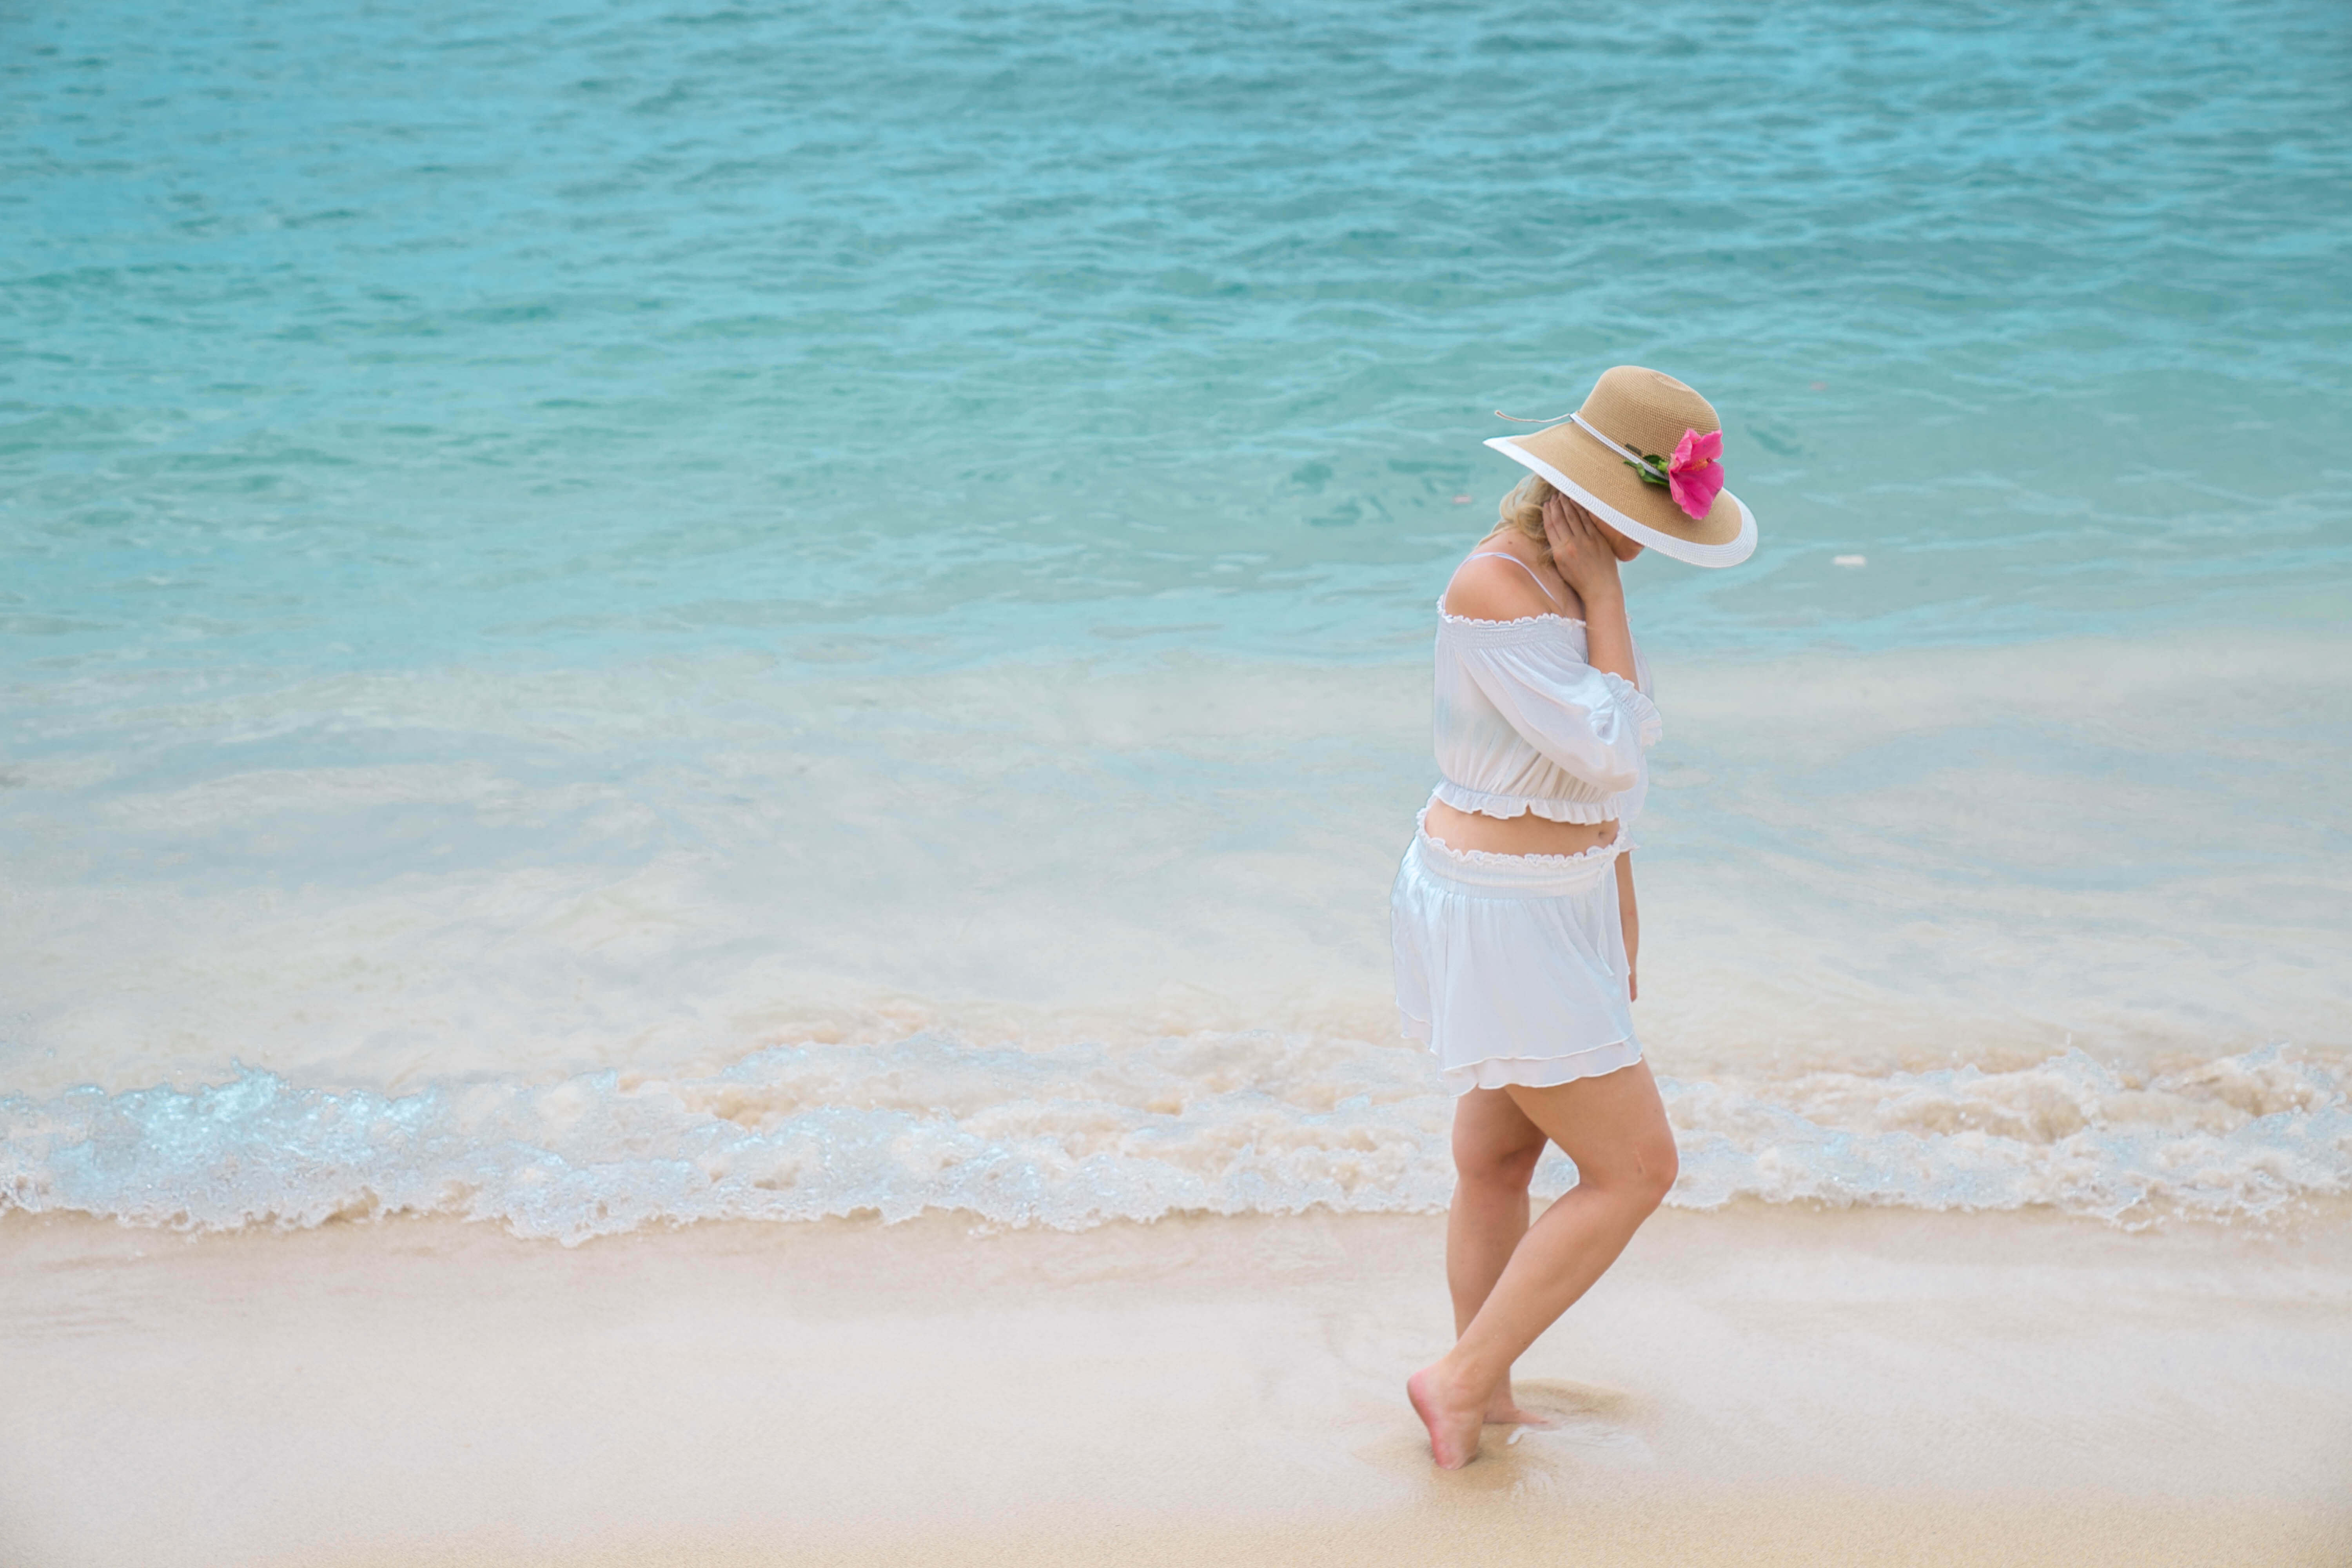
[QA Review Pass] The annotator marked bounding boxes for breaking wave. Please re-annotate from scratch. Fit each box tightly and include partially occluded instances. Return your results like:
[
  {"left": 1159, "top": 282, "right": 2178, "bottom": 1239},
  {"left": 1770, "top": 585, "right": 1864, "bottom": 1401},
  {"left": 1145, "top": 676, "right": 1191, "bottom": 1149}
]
[{"left": 4, "top": 1036, "right": 2345, "bottom": 1244}]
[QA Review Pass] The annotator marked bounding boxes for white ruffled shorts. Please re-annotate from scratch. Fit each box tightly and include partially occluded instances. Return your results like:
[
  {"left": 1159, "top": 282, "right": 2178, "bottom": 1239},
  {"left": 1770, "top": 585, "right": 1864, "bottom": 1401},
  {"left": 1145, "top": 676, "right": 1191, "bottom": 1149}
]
[{"left": 1390, "top": 816, "right": 1642, "bottom": 1096}]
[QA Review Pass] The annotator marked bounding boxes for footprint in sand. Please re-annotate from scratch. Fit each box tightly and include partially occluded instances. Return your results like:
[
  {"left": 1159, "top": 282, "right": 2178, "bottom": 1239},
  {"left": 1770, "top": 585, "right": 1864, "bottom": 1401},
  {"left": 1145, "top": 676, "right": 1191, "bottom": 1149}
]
[
  {"left": 1357, "top": 1378, "right": 1654, "bottom": 1491},
  {"left": 1494, "top": 1379, "right": 1656, "bottom": 1466}
]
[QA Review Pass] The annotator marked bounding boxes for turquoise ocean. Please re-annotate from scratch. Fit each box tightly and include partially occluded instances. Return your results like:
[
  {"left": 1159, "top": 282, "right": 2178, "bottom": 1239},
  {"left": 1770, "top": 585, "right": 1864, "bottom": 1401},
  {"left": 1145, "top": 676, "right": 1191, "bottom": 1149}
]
[{"left": 4, "top": 0, "right": 2348, "bottom": 1240}]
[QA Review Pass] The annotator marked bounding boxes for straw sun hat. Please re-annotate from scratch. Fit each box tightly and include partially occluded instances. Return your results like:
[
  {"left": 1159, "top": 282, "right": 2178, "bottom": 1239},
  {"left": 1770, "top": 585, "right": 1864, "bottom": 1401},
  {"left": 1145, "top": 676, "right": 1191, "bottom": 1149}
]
[{"left": 1485, "top": 365, "right": 1757, "bottom": 568}]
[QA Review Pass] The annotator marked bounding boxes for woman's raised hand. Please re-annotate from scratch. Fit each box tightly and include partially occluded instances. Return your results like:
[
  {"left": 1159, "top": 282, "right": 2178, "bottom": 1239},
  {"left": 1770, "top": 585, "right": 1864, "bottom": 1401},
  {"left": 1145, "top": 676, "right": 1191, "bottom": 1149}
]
[
  {"left": 1541, "top": 491, "right": 1622, "bottom": 604},
  {"left": 1543, "top": 490, "right": 1639, "bottom": 684}
]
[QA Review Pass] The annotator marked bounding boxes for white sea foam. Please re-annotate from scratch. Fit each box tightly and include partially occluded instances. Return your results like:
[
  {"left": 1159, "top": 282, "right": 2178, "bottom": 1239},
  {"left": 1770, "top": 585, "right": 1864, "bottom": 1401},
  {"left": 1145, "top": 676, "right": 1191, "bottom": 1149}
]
[{"left": 4, "top": 1034, "right": 2342, "bottom": 1244}]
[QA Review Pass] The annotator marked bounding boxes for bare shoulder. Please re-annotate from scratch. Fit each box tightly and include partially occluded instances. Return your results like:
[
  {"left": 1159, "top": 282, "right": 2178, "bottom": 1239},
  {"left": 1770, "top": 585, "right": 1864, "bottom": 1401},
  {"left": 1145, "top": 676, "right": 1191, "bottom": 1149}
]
[{"left": 1441, "top": 548, "right": 1558, "bottom": 622}]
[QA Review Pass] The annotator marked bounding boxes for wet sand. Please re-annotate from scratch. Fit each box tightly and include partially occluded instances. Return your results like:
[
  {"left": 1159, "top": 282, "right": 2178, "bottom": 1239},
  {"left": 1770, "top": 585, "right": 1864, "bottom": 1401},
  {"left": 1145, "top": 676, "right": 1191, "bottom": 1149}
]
[{"left": 2, "top": 1204, "right": 2347, "bottom": 1567}]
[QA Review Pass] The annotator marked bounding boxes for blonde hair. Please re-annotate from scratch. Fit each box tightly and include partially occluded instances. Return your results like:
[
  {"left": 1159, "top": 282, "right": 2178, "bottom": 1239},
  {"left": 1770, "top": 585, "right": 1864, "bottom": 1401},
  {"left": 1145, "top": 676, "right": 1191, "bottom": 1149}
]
[{"left": 1492, "top": 473, "right": 1556, "bottom": 566}]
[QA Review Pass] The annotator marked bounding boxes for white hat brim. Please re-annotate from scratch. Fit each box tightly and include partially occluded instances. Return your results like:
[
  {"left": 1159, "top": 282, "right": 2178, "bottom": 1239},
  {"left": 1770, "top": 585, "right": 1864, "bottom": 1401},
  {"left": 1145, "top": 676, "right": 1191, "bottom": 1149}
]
[{"left": 1484, "top": 436, "right": 1757, "bottom": 569}]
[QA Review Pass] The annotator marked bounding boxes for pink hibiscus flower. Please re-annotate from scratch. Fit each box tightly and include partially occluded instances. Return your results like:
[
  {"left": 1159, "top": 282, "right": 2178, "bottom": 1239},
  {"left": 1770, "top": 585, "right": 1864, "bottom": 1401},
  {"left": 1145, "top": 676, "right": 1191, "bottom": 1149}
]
[{"left": 1666, "top": 428, "right": 1724, "bottom": 521}]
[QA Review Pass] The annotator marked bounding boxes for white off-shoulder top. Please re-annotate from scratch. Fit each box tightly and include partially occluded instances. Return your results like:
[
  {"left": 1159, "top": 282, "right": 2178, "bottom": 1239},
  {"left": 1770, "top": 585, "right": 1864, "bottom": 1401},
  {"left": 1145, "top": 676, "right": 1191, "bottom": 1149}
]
[{"left": 1430, "top": 604, "right": 1661, "bottom": 826}]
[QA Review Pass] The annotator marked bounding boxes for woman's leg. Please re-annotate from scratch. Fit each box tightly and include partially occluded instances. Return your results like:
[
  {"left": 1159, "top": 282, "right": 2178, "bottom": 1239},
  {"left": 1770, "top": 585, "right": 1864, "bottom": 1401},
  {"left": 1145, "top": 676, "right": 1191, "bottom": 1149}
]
[
  {"left": 1409, "top": 1060, "right": 1679, "bottom": 1468},
  {"left": 1446, "top": 1089, "right": 1549, "bottom": 1423}
]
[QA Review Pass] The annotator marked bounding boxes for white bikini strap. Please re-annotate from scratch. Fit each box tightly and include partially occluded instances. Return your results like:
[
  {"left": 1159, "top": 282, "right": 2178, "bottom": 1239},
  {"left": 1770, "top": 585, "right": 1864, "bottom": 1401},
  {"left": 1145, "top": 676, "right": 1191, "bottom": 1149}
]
[{"left": 1465, "top": 551, "right": 1561, "bottom": 606}]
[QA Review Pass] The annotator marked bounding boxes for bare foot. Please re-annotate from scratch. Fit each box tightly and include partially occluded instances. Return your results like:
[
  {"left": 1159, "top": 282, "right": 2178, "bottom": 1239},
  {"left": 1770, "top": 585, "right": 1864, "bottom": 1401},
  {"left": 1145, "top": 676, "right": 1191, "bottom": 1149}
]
[
  {"left": 1406, "top": 1363, "right": 1486, "bottom": 1469},
  {"left": 1483, "top": 1385, "right": 1549, "bottom": 1427}
]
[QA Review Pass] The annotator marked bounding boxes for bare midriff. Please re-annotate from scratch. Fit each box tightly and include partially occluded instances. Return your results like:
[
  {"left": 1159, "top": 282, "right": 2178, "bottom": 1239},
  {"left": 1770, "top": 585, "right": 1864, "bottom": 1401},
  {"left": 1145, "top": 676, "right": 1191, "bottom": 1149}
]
[{"left": 1422, "top": 798, "right": 1621, "bottom": 858}]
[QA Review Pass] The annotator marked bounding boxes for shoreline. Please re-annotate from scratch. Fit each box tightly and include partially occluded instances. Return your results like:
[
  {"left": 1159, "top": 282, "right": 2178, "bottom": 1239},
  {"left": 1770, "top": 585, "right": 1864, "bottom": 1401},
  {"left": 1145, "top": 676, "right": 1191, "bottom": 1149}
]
[{"left": 4, "top": 1203, "right": 2347, "bottom": 1567}]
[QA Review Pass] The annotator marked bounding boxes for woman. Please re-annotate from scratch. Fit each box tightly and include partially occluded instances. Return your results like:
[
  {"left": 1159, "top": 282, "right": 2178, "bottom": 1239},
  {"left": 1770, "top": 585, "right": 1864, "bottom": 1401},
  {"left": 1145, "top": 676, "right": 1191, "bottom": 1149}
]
[{"left": 1393, "top": 366, "right": 1757, "bottom": 1468}]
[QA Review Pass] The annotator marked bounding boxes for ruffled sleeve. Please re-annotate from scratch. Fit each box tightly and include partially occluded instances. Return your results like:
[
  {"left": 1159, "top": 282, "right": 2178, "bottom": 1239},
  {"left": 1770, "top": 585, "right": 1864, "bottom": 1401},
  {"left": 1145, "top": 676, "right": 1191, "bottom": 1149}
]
[{"left": 1452, "top": 639, "right": 1662, "bottom": 796}]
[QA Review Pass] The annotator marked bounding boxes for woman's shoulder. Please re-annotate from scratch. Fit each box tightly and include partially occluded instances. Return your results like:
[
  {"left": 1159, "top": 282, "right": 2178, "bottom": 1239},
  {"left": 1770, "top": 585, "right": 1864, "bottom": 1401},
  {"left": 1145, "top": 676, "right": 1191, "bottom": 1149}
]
[{"left": 1440, "top": 543, "right": 1577, "bottom": 624}]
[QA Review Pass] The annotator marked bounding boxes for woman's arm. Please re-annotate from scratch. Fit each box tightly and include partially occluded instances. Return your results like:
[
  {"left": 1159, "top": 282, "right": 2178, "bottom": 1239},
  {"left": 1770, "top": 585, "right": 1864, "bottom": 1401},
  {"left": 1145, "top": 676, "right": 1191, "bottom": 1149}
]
[
  {"left": 1615, "top": 852, "right": 1638, "bottom": 1002},
  {"left": 1541, "top": 493, "right": 1637, "bottom": 685},
  {"left": 1550, "top": 487, "right": 1646, "bottom": 1000}
]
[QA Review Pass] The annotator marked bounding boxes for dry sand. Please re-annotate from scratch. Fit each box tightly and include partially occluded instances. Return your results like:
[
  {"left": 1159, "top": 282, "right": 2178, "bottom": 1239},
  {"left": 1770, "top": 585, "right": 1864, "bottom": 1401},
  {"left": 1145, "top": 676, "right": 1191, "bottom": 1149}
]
[{"left": 2, "top": 1203, "right": 2347, "bottom": 1567}]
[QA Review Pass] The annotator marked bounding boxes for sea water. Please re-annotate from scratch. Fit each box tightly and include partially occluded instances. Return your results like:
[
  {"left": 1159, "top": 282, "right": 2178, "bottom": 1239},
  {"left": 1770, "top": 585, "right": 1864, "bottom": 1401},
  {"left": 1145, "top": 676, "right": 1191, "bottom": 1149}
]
[{"left": 4, "top": 0, "right": 2348, "bottom": 1241}]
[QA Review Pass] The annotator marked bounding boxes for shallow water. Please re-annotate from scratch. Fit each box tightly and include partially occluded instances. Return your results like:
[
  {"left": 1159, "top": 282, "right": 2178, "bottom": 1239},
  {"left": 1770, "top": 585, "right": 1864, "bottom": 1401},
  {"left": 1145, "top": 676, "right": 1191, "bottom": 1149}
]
[{"left": 3, "top": 0, "right": 2348, "bottom": 1236}]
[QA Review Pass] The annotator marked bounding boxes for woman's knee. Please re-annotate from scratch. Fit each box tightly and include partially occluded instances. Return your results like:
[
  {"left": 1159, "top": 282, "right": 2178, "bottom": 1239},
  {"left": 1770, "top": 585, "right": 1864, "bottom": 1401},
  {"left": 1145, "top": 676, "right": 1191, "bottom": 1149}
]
[
  {"left": 1455, "top": 1136, "right": 1544, "bottom": 1191},
  {"left": 1586, "top": 1131, "right": 1678, "bottom": 1214},
  {"left": 1623, "top": 1134, "right": 1679, "bottom": 1212}
]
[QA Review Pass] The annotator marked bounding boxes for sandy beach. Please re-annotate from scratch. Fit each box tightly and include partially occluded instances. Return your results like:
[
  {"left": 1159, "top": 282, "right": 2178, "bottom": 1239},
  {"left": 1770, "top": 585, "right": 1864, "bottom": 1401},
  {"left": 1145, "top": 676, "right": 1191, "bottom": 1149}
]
[{"left": 5, "top": 1203, "right": 2346, "bottom": 1567}]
